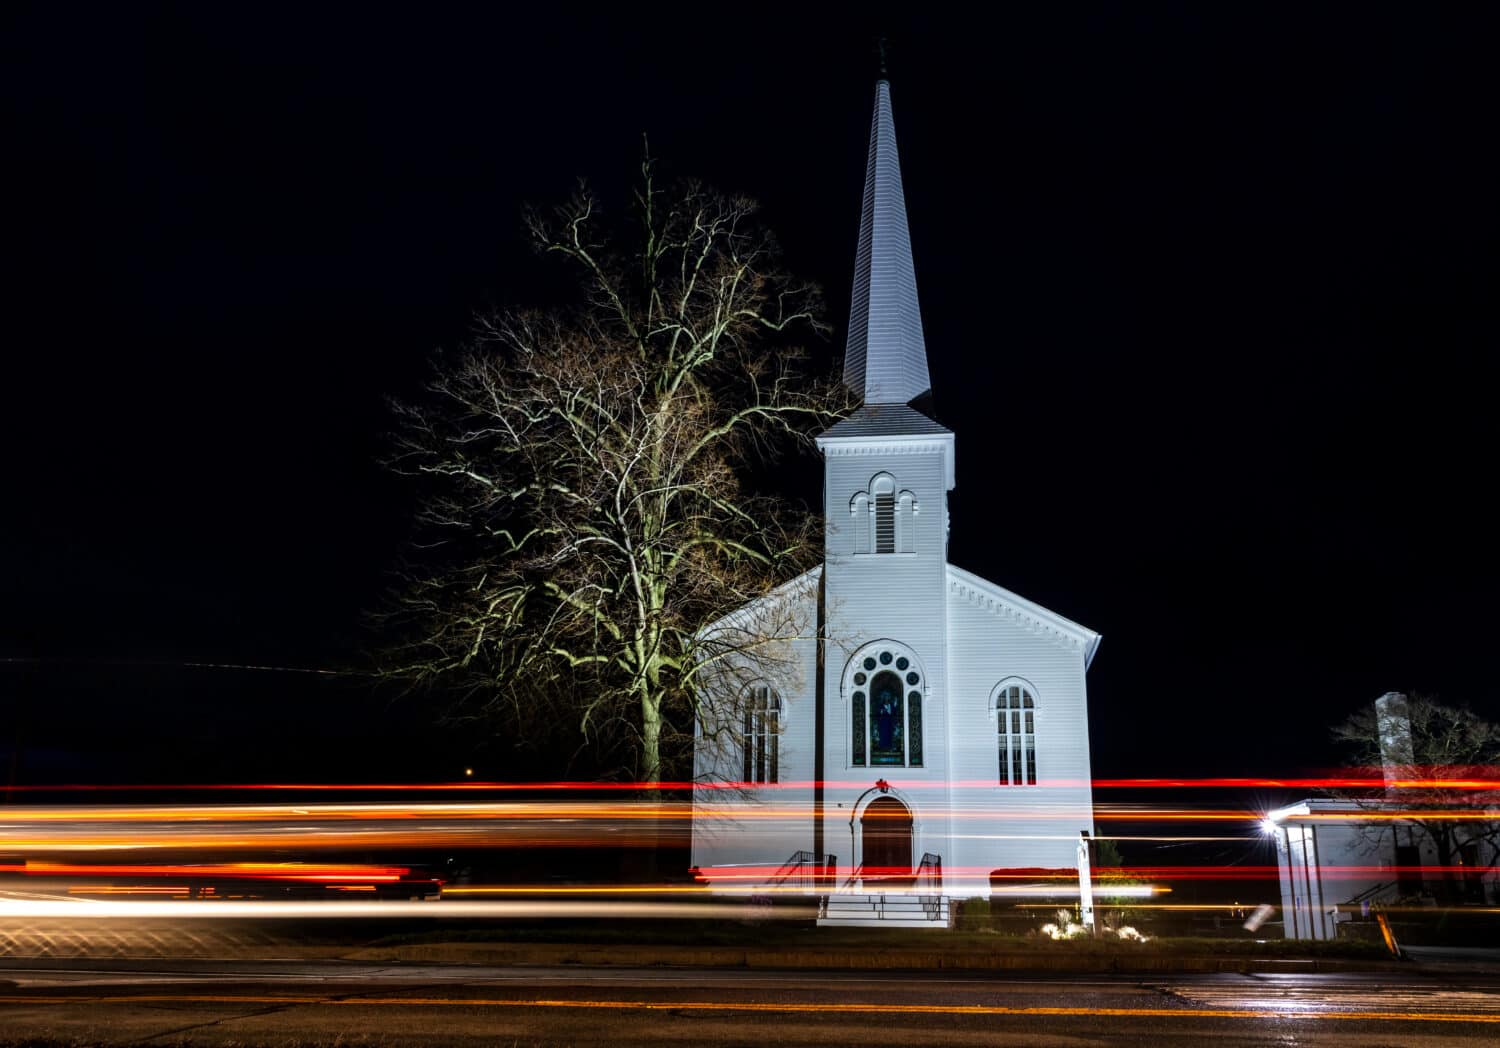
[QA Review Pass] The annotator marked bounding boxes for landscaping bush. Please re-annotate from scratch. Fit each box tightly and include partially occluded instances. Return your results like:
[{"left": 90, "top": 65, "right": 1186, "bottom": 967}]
[{"left": 955, "top": 897, "right": 992, "bottom": 931}]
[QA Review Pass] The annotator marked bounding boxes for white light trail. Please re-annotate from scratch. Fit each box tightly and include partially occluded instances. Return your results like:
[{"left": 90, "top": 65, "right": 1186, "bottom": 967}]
[{"left": 0, "top": 897, "right": 810, "bottom": 920}]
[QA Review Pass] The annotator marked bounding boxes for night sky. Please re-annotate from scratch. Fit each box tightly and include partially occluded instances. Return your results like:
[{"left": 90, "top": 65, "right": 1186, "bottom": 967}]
[{"left": 4, "top": 6, "right": 1497, "bottom": 786}]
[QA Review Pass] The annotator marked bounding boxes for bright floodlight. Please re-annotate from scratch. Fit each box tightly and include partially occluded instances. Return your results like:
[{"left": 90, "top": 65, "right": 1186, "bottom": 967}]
[{"left": 1259, "top": 817, "right": 1279, "bottom": 835}]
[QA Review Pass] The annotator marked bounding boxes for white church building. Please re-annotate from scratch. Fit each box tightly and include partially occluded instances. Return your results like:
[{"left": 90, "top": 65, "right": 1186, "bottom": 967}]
[{"left": 691, "top": 81, "right": 1102, "bottom": 925}]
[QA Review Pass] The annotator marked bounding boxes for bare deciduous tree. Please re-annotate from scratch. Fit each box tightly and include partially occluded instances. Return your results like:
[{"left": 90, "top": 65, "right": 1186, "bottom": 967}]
[
  {"left": 1331, "top": 695, "right": 1500, "bottom": 901},
  {"left": 382, "top": 157, "right": 850, "bottom": 783}
]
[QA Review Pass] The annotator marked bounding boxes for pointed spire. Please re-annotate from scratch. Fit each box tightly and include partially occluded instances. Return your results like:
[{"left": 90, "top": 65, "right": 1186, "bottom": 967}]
[{"left": 843, "top": 80, "right": 931, "bottom": 407}]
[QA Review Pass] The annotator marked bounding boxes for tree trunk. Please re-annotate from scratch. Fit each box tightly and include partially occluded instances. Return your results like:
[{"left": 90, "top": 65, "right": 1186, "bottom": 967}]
[
  {"left": 1432, "top": 825, "right": 1458, "bottom": 904},
  {"left": 638, "top": 685, "right": 663, "bottom": 881},
  {"left": 640, "top": 689, "right": 662, "bottom": 785}
]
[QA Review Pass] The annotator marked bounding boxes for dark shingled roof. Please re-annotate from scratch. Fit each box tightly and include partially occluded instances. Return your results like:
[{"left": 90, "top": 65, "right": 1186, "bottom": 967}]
[{"left": 820, "top": 403, "right": 951, "bottom": 439}]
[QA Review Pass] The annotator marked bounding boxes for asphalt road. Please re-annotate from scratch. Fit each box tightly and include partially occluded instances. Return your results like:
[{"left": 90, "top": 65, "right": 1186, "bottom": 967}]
[{"left": 2, "top": 959, "right": 1499, "bottom": 1046}]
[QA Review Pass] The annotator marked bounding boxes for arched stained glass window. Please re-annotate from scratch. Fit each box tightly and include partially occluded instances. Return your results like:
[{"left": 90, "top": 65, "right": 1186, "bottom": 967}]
[
  {"left": 742, "top": 685, "right": 780, "bottom": 784},
  {"left": 995, "top": 684, "right": 1036, "bottom": 786},
  {"left": 852, "top": 692, "right": 866, "bottom": 765},
  {"left": 869, "top": 670, "right": 903, "bottom": 765},
  {"left": 909, "top": 690, "right": 923, "bottom": 765},
  {"left": 849, "top": 645, "right": 923, "bottom": 768}
]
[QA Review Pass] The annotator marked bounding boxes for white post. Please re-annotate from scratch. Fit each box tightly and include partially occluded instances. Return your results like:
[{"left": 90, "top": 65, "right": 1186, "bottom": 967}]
[
  {"left": 1375, "top": 691, "right": 1413, "bottom": 792},
  {"left": 1078, "top": 830, "right": 1096, "bottom": 933}
]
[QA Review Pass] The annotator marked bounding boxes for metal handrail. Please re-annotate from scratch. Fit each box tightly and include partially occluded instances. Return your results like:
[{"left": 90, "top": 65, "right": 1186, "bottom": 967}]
[
  {"left": 1344, "top": 880, "right": 1401, "bottom": 910},
  {"left": 915, "top": 853, "right": 944, "bottom": 921},
  {"left": 915, "top": 852, "right": 943, "bottom": 894},
  {"left": 767, "top": 850, "right": 837, "bottom": 893},
  {"left": 1345, "top": 880, "right": 1392, "bottom": 904},
  {"left": 766, "top": 850, "right": 816, "bottom": 887}
]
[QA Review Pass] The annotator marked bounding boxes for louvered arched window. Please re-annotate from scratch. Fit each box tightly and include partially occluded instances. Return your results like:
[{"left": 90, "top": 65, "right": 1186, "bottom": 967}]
[
  {"left": 996, "top": 684, "right": 1036, "bottom": 786},
  {"left": 849, "top": 473, "right": 918, "bottom": 555},
  {"left": 873, "top": 485, "right": 896, "bottom": 553}
]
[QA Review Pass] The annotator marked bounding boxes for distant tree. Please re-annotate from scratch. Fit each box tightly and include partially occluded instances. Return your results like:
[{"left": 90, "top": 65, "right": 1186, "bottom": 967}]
[
  {"left": 1092, "top": 837, "right": 1146, "bottom": 927},
  {"left": 1331, "top": 696, "right": 1500, "bottom": 901},
  {"left": 382, "top": 156, "right": 849, "bottom": 783}
]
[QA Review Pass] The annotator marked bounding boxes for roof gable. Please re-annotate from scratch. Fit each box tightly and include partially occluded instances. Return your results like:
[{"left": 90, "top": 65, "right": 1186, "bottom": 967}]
[
  {"left": 697, "top": 566, "right": 821, "bottom": 638},
  {"left": 947, "top": 564, "right": 1103, "bottom": 669}
]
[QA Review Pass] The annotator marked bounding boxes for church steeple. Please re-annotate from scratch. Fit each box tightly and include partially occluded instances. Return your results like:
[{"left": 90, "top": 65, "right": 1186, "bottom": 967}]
[{"left": 843, "top": 80, "right": 931, "bottom": 407}]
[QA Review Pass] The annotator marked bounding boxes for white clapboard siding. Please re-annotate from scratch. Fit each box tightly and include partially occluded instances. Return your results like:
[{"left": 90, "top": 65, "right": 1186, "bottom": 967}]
[
  {"left": 820, "top": 441, "right": 954, "bottom": 877},
  {"left": 691, "top": 437, "right": 1100, "bottom": 896},
  {"left": 943, "top": 571, "right": 1095, "bottom": 895},
  {"left": 690, "top": 581, "right": 819, "bottom": 873}
]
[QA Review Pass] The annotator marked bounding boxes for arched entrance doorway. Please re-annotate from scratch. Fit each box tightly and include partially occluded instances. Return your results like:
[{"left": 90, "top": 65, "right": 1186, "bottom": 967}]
[{"left": 860, "top": 796, "right": 914, "bottom": 886}]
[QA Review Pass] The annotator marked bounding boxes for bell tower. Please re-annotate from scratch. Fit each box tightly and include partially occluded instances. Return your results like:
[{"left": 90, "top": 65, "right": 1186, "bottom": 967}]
[{"left": 816, "top": 79, "right": 955, "bottom": 873}]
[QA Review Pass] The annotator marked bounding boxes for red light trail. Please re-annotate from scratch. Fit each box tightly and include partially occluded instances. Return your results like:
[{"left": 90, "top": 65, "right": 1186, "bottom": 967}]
[{"left": 4, "top": 772, "right": 1495, "bottom": 792}]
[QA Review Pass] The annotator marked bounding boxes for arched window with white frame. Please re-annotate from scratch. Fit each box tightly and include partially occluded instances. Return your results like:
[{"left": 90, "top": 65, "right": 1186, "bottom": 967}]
[
  {"left": 994, "top": 683, "right": 1036, "bottom": 786},
  {"left": 742, "top": 685, "right": 780, "bottom": 784}
]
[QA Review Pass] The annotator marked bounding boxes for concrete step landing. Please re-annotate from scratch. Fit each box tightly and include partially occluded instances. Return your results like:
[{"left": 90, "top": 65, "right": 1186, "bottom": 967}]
[{"left": 817, "top": 892, "right": 951, "bottom": 929}]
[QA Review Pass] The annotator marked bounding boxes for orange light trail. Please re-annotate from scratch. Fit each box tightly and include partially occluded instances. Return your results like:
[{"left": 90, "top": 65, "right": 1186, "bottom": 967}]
[
  {"left": 0, "top": 801, "right": 1275, "bottom": 823},
  {"left": 0, "top": 802, "right": 690, "bottom": 822},
  {"left": 1091, "top": 776, "right": 1500, "bottom": 790},
  {"left": 0, "top": 993, "right": 1492, "bottom": 1024},
  {"left": 0, "top": 898, "right": 813, "bottom": 920},
  {"left": 9, "top": 797, "right": 1496, "bottom": 857},
  {"left": 3, "top": 771, "right": 1496, "bottom": 792},
  {"left": 2, "top": 861, "right": 412, "bottom": 882}
]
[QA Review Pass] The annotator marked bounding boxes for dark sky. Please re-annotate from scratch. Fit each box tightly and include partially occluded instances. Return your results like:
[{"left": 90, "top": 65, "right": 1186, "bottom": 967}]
[{"left": 4, "top": 5, "right": 1497, "bottom": 784}]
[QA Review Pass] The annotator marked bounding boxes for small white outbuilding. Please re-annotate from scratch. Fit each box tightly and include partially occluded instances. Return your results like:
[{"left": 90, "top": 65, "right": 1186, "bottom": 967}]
[{"left": 1265, "top": 692, "right": 1499, "bottom": 940}]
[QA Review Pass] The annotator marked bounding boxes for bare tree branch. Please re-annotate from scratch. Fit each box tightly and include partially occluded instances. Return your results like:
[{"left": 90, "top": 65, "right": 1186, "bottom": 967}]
[
  {"left": 1330, "top": 695, "right": 1500, "bottom": 901},
  {"left": 378, "top": 157, "right": 853, "bottom": 783}
]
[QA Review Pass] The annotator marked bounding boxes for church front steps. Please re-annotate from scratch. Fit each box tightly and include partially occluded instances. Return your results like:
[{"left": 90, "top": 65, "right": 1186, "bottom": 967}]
[{"left": 816, "top": 892, "right": 952, "bottom": 929}]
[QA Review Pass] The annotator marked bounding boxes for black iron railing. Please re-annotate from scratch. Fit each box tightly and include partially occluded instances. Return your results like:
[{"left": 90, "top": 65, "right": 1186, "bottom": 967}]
[
  {"left": 1344, "top": 880, "right": 1400, "bottom": 913},
  {"left": 916, "top": 852, "right": 943, "bottom": 893},
  {"left": 916, "top": 852, "right": 944, "bottom": 920},
  {"left": 767, "top": 850, "right": 838, "bottom": 893}
]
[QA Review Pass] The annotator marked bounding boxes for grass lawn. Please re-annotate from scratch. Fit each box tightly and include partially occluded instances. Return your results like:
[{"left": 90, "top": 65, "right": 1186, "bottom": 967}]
[{"left": 365, "top": 920, "right": 1394, "bottom": 960}]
